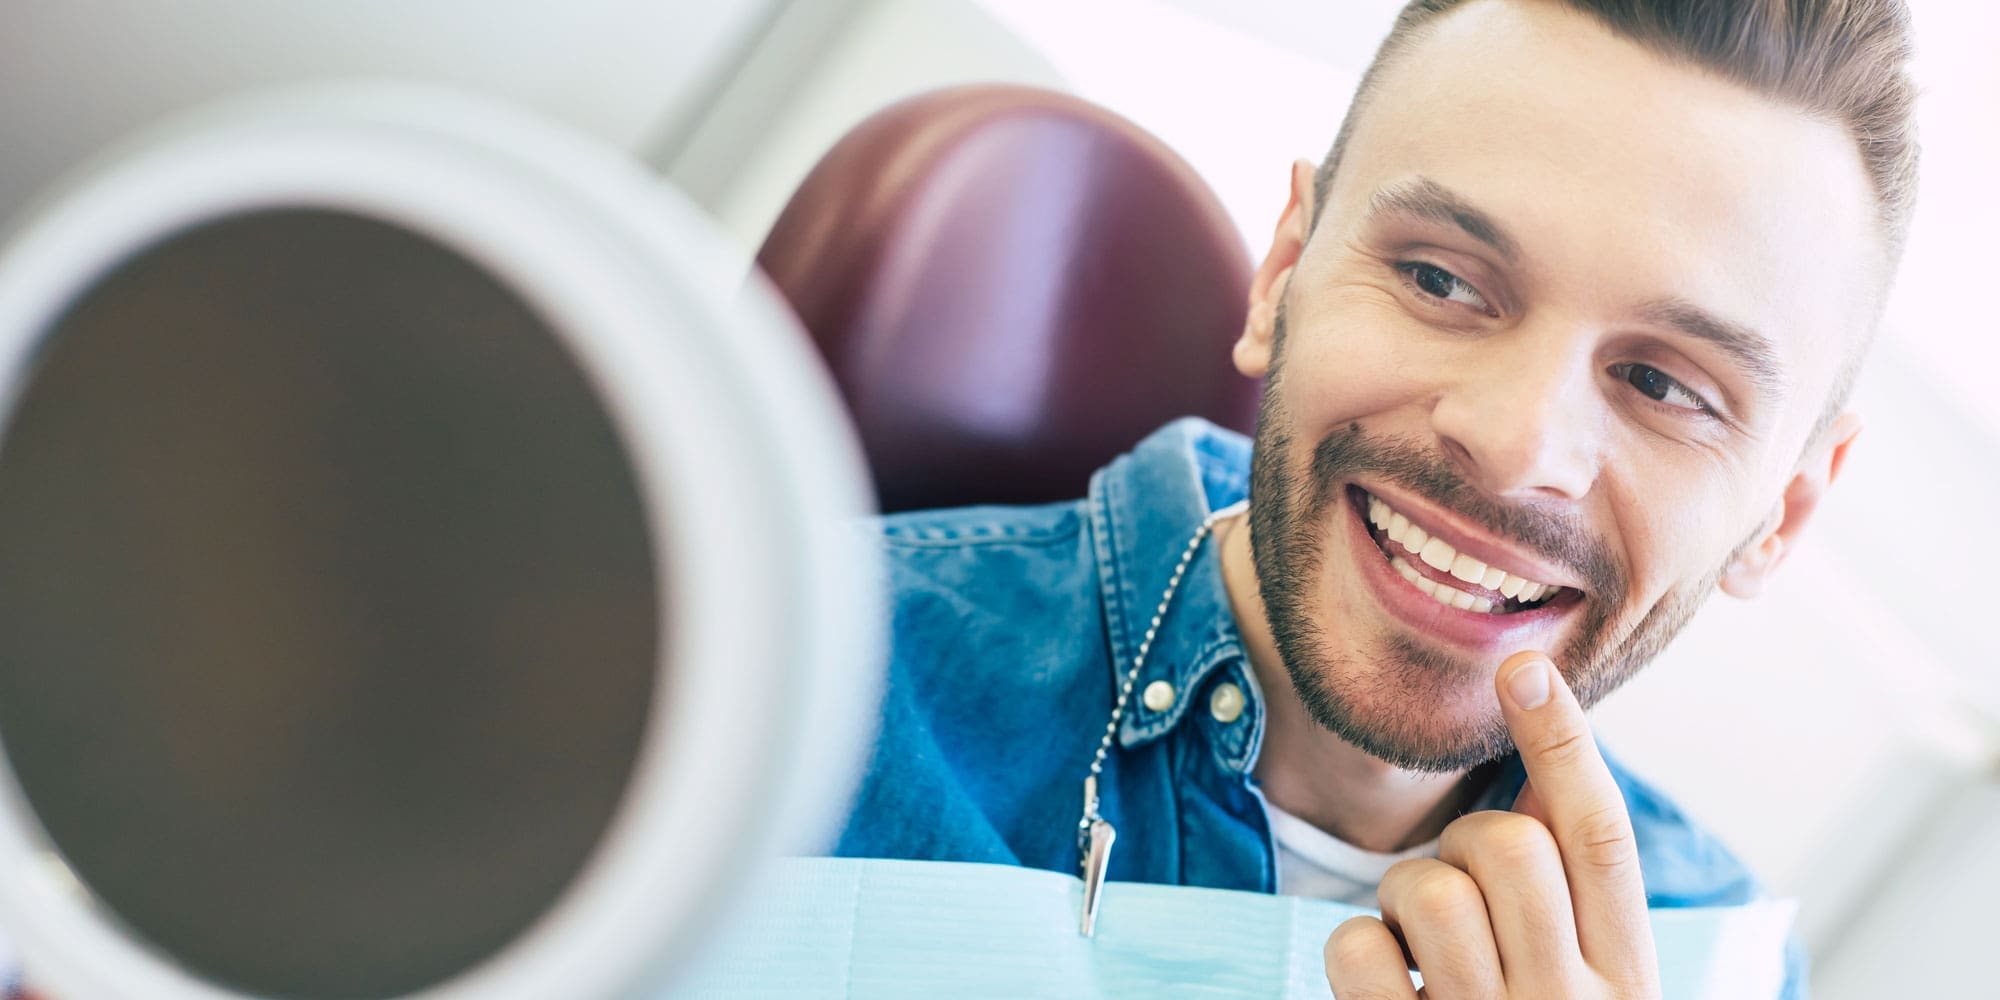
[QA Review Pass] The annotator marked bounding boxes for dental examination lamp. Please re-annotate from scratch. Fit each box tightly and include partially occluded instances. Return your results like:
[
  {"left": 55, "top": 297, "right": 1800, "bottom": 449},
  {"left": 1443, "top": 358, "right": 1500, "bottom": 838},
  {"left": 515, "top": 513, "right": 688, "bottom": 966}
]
[{"left": 0, "top": 86, "right": 881, "bottom": 999}]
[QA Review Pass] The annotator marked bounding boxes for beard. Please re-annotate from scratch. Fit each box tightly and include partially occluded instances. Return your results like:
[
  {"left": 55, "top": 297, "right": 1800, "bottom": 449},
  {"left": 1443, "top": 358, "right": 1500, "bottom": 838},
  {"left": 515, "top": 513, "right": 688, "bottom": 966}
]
[{"left": 1244, "top": 308, "right": 1728, "bottom": 773}]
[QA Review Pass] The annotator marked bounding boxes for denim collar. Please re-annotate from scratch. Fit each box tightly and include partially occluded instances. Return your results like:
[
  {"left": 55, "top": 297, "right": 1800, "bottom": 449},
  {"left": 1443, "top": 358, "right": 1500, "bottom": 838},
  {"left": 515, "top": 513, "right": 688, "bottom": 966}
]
[{"left": 1086, "top": 418, "right": 1259, "bottom": 769}]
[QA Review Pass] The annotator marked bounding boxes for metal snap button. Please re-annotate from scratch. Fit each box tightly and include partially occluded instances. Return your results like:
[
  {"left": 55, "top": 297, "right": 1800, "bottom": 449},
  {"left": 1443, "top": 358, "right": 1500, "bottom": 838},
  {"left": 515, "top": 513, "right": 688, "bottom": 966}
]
[{"left": 1209, "top": 682, "right": 1245, "bottom": 724}]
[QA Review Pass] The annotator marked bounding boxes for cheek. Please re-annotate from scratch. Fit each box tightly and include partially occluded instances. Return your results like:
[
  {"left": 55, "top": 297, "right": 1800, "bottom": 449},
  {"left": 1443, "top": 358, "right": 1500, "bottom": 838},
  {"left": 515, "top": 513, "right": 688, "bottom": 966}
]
[
  {"left": 1604, "top": 459, "right": 1750, "bottom": 602},
  {"left": 1275, "top": 290, "right": 1438, "bottom": 432}
]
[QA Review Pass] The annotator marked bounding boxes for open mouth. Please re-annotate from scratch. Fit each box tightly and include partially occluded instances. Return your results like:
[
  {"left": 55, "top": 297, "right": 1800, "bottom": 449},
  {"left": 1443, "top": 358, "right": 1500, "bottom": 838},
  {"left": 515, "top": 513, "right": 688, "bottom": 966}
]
[{"left": 1348, "top": 486, "right": 1581, "bottom": 617}]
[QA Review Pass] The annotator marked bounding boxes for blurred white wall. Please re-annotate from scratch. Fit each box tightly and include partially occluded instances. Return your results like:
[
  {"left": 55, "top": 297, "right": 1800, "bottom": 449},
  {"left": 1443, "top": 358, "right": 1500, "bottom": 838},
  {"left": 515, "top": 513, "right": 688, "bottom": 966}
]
[
  {"left": 1807, "top": 772, "right": 2000, "bottom": 995},
  {"left": 656, "top": 0, "right": 1065, "bottom": 252}
]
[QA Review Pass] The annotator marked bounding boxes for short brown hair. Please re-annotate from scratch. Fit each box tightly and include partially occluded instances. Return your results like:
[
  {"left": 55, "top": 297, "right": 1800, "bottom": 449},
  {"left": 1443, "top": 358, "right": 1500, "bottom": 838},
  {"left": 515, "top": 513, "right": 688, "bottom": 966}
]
[
  {"left": 1318, "top": 0, "right": 1918, "bottom": 255},
  {"left": 1313, "top": 0, "right": 1919, "bottom": 437}
]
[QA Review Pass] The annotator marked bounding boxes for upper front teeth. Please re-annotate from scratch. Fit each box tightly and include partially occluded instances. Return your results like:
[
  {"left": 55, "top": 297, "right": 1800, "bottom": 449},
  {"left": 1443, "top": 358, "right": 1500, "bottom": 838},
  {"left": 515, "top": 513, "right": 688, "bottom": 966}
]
[{"left": 1366, "top": 495, "right": 1559, "bottom": 606}]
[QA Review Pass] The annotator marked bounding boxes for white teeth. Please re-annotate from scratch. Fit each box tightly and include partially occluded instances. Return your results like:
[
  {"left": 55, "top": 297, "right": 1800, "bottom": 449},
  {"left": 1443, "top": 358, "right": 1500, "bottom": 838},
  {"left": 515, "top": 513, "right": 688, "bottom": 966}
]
[
  {"left": 1400, "top": 523, "right": 1428, "bottom": 556},
  {"left": 1389, "top": 556, "right": 1503, "bottom": 615},
  {"left": 1364, "top": 492, "right": 1566, "bottom": 609},
  {"left": 1418, "top": 537, "right": 1455, "bottom": 572}
]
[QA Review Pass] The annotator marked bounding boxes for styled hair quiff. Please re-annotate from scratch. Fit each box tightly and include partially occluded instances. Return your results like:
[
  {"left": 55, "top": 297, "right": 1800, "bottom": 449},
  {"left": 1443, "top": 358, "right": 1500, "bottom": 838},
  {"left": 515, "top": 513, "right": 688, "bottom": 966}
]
[{"left": 1314, "top": 0, "right": 1920, "bottom": 262}]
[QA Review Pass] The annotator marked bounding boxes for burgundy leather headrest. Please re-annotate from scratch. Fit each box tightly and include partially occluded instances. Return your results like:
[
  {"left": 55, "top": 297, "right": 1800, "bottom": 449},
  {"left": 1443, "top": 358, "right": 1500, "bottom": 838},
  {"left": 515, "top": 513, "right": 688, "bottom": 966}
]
[{"left": 758, "top": 84, "right": 1259, "bottom": 513}]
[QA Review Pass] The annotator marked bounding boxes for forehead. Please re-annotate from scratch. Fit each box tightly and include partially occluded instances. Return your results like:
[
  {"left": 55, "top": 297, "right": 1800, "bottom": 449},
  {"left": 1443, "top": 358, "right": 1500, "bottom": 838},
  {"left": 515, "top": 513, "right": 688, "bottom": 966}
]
[{"left": 1327, "top": 0, "right": 1882, "bottom": 424}]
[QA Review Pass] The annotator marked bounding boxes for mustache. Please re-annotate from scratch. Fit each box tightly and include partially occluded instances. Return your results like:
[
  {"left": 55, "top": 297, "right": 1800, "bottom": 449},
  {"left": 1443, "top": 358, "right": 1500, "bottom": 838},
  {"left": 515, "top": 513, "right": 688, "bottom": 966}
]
[{"left": 1306, "top": 423, "right": 1624, "bottom": 599}]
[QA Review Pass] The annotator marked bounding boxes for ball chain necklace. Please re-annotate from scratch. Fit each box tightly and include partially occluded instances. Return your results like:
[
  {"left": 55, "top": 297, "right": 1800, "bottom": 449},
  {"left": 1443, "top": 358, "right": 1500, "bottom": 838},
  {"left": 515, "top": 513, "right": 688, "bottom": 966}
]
[{"left": 1073, "top": 498, "right": 1246, "bottom": 936}]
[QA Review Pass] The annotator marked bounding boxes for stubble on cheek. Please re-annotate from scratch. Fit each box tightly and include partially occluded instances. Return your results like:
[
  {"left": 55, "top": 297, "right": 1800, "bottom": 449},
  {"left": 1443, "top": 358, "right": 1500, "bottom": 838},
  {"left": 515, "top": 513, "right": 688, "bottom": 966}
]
[
  {"left": 1245, "top": 304, "right": 1742, "bottom": 767},
  {"left": 1246, "top": 417, "right": 1719, "bottom": 770}
]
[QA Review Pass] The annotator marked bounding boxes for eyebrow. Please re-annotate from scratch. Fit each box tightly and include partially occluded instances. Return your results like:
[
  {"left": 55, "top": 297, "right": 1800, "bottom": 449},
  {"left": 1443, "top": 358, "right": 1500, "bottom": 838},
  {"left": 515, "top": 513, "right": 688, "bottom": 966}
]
[
  {"left": 1365, "top": 177, "right": 1520, "bottom": 262},
  {"left": 1366, "top": 177, "right": 1788, "bottom": 408},
  {"left": 1636, "top": 298, "right": 1789, "bottom": 404}
]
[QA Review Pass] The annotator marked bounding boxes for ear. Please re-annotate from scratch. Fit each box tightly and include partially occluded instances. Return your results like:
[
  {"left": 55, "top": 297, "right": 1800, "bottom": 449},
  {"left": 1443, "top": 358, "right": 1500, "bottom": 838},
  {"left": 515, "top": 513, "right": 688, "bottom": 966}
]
[
  {"left": 1233, "top": 158, "right": 1318, "bottom": 380},
  {"left": 1719, "top": 411, "right": 1862, "bottom": 598}
]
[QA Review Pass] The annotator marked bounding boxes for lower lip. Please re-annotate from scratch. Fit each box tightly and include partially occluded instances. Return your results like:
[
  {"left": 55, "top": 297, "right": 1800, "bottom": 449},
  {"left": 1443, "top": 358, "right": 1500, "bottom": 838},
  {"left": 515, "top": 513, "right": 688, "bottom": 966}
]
[{"left": 1340, "top": 487, "right": 1573, "bottom": 652}]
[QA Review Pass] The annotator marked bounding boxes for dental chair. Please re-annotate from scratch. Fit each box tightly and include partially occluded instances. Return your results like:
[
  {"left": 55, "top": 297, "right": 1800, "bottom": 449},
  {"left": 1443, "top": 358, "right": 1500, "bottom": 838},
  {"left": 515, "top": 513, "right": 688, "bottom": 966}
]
[{"left": 757, "top": 85, "right": 1261, "bottom": 513}]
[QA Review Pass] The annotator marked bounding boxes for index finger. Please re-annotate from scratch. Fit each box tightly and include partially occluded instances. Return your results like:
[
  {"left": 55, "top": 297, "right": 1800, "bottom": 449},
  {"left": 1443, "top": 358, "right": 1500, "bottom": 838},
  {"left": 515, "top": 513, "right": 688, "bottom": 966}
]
[{"left": 1496, "top": 650, "right": 1655, "bottom": 977}]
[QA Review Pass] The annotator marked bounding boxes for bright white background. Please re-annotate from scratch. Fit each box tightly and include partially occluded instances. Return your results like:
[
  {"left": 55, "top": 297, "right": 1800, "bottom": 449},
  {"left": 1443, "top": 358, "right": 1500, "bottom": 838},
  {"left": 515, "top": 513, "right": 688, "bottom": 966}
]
[{"left": 2, "top": 2, "right": 1993, "bottom": 996}]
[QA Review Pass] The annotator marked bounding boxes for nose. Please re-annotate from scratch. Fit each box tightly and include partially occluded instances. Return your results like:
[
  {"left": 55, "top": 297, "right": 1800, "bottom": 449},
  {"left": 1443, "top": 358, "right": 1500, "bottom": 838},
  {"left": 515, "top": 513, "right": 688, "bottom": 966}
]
[{"left": 1429, "top": 324, "right": 1602, "bottom": 501}]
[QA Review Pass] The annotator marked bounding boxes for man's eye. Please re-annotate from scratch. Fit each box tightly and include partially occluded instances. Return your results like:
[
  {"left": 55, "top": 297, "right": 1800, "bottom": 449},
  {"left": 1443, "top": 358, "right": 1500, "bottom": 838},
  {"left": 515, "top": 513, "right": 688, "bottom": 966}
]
[
  {"left": 1613, "top": 363, "right": 1711, "bottom": 414},
  {"left": 1396, "top": 262, "right": 1491, "bottom": 314}
]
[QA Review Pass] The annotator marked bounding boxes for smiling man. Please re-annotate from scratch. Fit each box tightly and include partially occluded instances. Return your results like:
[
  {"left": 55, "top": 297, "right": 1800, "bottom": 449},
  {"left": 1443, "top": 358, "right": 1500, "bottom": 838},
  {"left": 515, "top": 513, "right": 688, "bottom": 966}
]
[{"left": 835, "top": 0, "right": 1916, "bottom": 996}]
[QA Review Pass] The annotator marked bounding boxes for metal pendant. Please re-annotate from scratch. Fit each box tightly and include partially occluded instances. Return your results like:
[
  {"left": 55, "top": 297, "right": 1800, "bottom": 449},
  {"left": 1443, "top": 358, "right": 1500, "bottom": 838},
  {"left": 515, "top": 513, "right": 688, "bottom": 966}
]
[
  {"left": 1078, "top": 776, "right": 1115, "bottom": 937},
  {"left": 1080, "top": 817, "right": 1115, "bottom": 937},
  {"left": 1070, "top": 507, "right": 1234, "bottom": 939}
]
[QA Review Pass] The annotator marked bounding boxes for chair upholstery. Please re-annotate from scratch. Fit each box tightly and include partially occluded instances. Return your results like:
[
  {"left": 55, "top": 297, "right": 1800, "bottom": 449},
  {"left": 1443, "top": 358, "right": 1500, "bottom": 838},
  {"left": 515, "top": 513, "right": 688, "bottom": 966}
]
[{"left": 757, "top": 84, "right": 1260, "bottom": 513}]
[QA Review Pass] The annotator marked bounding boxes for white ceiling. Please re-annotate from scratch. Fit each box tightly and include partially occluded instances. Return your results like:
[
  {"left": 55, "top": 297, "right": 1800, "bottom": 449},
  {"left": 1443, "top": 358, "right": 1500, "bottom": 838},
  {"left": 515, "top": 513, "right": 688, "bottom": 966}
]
[{"left": 0, "top": 1, "right": 783, "bottom": 222}]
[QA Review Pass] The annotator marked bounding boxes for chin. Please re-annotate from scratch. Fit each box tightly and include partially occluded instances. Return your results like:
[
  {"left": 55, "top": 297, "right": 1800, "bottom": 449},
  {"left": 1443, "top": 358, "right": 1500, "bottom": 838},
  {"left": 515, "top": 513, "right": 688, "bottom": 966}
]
[{"left": 1288, "top": 635, "right": 1517, "bottom": 773}]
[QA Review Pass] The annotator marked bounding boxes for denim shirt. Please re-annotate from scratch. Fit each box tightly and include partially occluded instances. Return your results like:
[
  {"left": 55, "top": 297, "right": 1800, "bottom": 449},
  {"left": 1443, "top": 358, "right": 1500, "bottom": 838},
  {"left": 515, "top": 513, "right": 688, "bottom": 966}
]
[{"left": 835, "top": 417, "right": 1806, "bottom": 997}]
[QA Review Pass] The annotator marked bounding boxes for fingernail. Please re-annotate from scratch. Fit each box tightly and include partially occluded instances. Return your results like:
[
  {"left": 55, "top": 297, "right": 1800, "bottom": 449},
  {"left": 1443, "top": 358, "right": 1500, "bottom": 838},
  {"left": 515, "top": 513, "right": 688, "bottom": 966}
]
[{"left": 1507, "top": 658, "right": 1551, "bottom": 709}]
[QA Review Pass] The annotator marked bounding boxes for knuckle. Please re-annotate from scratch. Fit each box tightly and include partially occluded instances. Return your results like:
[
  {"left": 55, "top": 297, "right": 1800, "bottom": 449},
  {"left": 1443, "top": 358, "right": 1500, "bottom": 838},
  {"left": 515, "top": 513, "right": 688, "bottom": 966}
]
[
  {"left": 1381, "top": 857, "right": 1431, "bottom": 885},
  {"left": 1528, "top": 726, "right": 1592, "bottom": 768},
  {"left": 1479, "top": 813, "right": 1557, "bottom": 871},
  {"left": 1324, "top": 916, "right": 1390, "bottom": 972},
  {"left": 1439, "top": 808, "right": 1502, "bottom": 848},
  {"left": 1405, "top": 868, "right": 1481, "bottom": 925},
  {"left": 1441, "top": 808, "right": 1497, "bottom": 837},
  {"left": 1568, "top": 805, "right": 1640, "bottom": 872}
]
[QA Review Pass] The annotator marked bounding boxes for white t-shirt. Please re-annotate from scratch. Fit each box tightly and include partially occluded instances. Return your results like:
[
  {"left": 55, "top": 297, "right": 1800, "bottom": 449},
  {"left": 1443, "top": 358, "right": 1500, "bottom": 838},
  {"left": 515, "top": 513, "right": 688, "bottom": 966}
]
[
  {"left": 1264, "top": 801, "right": 1442, "bottom": 906},
  {"left": 1265, "top": 777, "right": 1511, "bottom": 905}
]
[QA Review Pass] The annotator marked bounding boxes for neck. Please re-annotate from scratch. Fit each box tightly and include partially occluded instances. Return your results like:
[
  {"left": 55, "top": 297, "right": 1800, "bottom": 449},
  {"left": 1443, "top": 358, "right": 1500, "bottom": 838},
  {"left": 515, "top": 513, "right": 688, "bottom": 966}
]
[{"left": 1216, "top": 509, "right": 1486, "bottom": 854}]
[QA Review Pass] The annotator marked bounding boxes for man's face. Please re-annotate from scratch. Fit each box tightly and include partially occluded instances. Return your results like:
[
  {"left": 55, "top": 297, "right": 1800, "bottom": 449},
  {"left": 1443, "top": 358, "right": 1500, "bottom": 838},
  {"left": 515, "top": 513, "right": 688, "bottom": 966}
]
[{"left": 1240, "top": 0, "right": 1880, "bottom": 771}]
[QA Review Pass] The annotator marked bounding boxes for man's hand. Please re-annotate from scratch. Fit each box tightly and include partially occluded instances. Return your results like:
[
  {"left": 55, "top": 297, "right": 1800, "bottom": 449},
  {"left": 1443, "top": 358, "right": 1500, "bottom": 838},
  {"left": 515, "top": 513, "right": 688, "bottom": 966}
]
[{"left": 1322, "top": 651, "right": 1660, "bottom": 999}]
